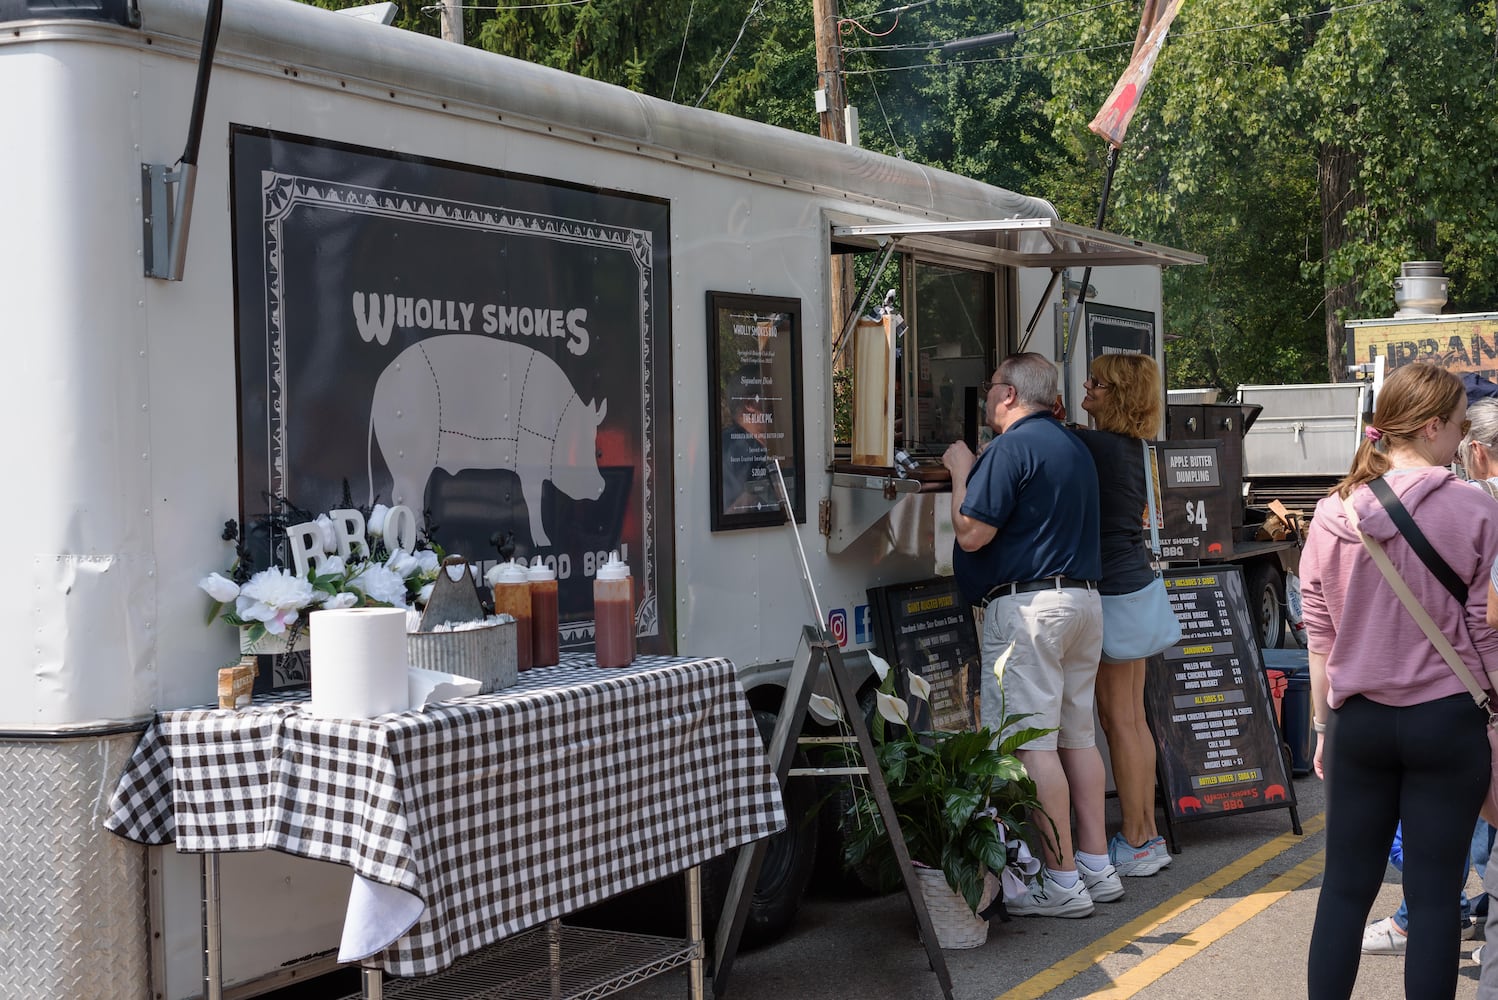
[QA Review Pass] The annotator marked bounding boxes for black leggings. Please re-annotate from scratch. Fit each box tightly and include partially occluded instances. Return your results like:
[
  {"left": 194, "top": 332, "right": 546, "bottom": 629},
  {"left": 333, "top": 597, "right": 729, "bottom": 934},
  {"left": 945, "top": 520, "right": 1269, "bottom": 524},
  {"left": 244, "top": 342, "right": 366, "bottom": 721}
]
[{"left": 1308, "top": 693, "right": 1490, "bottom": 1000}]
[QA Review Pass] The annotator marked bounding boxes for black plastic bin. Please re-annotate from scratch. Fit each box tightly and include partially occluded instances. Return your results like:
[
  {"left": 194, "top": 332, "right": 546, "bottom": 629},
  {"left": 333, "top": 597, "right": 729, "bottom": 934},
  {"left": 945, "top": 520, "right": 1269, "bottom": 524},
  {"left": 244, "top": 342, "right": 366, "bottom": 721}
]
[{"left": 1263, "top": 648, "right": 1313, "bottom": 776}]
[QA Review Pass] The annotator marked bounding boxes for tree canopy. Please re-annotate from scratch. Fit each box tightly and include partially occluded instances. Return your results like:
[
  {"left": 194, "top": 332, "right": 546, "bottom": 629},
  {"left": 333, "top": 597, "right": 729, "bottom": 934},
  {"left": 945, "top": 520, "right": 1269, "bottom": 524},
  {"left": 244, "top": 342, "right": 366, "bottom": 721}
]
[{"left": 303, "top": 0, "right": 1498, "bottom": 393}]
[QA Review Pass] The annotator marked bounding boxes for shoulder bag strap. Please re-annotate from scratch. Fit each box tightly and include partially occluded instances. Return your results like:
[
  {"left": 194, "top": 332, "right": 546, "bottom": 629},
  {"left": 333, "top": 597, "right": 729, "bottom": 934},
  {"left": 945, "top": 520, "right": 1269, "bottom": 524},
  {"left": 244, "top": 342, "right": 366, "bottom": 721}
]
[
  {"left": 1367, "top": 476, "right": 1468, "bottom": 604},
  {"left": 1142, "top": 439, "right": 1161, "bottom": 560},
  {"left": 1340, "top": 493, "right": 1491, "bottom": 713}
]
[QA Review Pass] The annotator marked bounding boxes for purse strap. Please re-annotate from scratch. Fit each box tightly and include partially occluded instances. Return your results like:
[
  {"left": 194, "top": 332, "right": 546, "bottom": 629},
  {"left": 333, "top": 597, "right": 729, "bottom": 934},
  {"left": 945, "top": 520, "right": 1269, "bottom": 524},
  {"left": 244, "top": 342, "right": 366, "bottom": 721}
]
[
  {"left": 1142, "top": 439, "right": 1161, "bottom": 560},
  {"left": 1339, "top": 492, "right": 1493, "bottom": 716},
  {"left": 1367, "top": 477, "right": 1468, "bottom": 604}
]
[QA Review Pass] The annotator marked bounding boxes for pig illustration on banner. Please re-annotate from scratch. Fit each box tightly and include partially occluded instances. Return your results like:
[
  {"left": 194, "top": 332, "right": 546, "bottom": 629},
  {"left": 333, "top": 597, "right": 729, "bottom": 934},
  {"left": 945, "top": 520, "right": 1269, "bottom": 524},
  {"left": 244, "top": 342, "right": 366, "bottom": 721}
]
[{"left": 367, "top": 335, "right": 608, "bottom": 546}]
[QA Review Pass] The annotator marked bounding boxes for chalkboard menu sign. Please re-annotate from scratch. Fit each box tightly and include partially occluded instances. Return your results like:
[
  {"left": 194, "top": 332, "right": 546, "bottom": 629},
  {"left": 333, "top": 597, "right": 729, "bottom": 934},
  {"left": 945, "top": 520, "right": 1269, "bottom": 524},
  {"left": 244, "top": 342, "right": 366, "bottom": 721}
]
[
  {"left": 1144, "top": 565, "right": 1300, "bottom": 833},
  {"left": 868, "top": 578, "right": 981, "bottom": 732}
]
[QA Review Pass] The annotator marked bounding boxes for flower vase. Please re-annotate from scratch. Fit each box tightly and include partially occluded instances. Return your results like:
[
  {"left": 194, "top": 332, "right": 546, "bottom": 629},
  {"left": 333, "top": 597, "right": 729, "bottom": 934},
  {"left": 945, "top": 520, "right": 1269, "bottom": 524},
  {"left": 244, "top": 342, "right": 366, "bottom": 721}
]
[{"left": 912, "top": 866, "right": 996, "bottom": 949}]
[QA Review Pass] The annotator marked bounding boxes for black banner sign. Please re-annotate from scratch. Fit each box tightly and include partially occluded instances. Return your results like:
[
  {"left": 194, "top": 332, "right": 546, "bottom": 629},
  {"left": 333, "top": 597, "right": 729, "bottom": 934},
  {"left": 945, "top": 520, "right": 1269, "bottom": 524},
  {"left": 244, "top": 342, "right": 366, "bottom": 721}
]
[
  {"left": 1144, "top": 566, "right": 1298, "bottom": 827},
  {"left": 229, "top": 128, "right": 674, "bottom": 654},
  {"left": 868, "top": 578, "right": 981, "bottom": 732}
]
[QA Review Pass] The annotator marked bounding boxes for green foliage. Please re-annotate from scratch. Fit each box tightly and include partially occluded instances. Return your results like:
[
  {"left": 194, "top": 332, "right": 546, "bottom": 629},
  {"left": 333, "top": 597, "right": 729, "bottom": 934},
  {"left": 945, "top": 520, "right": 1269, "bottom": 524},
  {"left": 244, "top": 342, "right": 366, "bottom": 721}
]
[
  {"left": 842, "top": 670, "right": 1049, "bottom": 913},
  {"left": 294, "top": 0, "right": 1498, "bottom": 392}
]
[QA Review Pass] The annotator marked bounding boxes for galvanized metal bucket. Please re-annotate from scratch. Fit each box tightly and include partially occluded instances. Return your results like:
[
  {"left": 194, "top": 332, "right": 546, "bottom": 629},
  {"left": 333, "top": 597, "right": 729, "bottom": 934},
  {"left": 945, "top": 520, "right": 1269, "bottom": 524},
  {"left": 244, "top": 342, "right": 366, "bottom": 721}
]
[{"left": 407, "top": 557, "right": 517, "bottom": 694}]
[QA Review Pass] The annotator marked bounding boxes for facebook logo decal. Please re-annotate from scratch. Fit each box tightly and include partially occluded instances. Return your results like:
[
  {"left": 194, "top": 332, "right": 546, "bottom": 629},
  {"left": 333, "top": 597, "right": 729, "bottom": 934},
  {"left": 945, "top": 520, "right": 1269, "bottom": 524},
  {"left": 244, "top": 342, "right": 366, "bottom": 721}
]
[{"left": 854, "top": 604, "right": 873, "bottom": 646}]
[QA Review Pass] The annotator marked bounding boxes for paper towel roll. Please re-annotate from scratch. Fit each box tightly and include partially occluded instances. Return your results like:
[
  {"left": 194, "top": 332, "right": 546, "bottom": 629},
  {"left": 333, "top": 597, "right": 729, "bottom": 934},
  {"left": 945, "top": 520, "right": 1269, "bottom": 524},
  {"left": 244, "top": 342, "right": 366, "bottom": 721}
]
[{"left": 310, "top": 607, "right": 411, "bottom": 719}]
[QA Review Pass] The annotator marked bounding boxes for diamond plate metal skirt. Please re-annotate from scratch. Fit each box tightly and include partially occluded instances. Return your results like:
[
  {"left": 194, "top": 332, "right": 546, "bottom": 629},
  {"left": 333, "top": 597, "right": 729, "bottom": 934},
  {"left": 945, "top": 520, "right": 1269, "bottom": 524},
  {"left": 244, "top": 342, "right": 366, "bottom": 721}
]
[{"left": 0, "top": 733, "right": 149, "bottom": 1000}]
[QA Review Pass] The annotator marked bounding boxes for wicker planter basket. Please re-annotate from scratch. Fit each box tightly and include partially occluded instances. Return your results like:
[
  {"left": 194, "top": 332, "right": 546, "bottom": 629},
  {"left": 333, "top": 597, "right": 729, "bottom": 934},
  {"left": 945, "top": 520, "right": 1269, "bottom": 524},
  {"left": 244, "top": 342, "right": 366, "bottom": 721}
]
[{"left": 912, "top": 866, "right": 995, "bottom": 950}]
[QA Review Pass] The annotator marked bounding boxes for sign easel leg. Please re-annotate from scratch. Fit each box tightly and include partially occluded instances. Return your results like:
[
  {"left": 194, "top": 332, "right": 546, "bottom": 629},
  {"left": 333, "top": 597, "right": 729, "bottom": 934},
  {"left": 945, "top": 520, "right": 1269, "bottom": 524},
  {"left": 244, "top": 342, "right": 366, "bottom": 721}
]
[{"left": 713, "top": 626, "right": 954, "bottom": 1000}]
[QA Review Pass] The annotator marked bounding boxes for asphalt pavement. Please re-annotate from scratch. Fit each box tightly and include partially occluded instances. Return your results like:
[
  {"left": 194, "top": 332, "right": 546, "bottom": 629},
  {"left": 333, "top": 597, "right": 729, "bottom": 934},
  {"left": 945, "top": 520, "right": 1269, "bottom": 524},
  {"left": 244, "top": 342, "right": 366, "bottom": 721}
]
[{"left": 619, "top": 771, "right": 1487, "bottom": 1000}]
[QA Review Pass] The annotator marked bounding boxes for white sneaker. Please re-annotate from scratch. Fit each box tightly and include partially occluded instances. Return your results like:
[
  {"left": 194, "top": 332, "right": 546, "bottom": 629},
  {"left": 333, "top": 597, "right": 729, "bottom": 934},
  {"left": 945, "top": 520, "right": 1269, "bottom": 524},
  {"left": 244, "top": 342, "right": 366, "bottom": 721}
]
[
  {"left": 1006, "top": 872, "right": 1095, "bottom": 918},
  {"left": 1361, "top": 915, "right": 1408, "bottom": 955},
  {"left": 1108, "top": 832, "right": 1168, "bottom": 877},
  {"left": 1148, "top": 835, "right": 1173, "bottom": 868},
  {"left": 1474, "top": 944, "right": 1485, "bottom": 965},
  {"left": 1075, "top": 859, "right": 1124, "bottom": 903}
]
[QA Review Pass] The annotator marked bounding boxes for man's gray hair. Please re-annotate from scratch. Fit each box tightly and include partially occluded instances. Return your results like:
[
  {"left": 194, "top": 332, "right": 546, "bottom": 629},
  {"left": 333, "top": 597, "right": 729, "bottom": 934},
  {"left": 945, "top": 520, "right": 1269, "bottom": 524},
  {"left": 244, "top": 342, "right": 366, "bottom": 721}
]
[
  {"left": 1459, "top": 398, "right": 1498, "bottom": 471},
  {"left": 997, "top": 352, "right": 1059, "bottom": 409}
]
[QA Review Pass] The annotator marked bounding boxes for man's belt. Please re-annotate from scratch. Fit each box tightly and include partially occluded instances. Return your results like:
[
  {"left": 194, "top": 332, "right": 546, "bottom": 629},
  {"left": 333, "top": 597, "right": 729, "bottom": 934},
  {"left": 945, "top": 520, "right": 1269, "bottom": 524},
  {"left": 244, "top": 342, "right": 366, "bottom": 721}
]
[{"left": 980, "top": 576, "right": 1097, "bottom": 606}]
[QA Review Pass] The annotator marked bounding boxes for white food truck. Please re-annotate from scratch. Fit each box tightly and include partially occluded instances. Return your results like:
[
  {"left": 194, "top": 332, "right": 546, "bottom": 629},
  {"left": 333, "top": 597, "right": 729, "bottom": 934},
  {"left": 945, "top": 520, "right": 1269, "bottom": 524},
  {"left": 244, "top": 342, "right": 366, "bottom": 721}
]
[{"left": 0, "top": 0, "right": 1200, "bottom": 994}]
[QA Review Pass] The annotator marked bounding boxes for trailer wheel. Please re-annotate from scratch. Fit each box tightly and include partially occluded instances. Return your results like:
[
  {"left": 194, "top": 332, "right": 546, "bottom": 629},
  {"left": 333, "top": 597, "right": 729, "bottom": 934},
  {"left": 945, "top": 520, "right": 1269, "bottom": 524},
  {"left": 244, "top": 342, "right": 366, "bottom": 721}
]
[{"left": 1247, "top": 563, "right": 1287, "bottom": 650}]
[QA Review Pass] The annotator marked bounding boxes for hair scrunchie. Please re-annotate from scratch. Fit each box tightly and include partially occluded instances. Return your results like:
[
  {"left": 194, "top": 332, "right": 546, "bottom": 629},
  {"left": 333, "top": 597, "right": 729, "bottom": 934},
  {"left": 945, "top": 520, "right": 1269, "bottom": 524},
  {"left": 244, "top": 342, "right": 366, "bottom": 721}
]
[{"left": 1364, "top": 425, "right": 1384, "bottom": 443}]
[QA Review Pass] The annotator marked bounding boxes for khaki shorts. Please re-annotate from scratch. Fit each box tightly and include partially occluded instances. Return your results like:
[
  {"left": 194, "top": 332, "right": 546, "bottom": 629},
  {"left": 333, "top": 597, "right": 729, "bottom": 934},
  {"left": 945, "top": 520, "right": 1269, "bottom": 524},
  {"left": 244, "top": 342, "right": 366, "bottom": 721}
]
[{"left": 979, "top": 588, "right": 1103, "bottom": 751}]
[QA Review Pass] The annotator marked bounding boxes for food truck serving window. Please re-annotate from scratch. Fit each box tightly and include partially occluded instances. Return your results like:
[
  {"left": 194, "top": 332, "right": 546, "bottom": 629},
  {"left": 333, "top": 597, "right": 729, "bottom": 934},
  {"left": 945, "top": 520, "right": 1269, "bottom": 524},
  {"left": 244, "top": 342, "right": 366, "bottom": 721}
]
[{"left": 904, "top": 261, "right": 995, "bottom": 457}]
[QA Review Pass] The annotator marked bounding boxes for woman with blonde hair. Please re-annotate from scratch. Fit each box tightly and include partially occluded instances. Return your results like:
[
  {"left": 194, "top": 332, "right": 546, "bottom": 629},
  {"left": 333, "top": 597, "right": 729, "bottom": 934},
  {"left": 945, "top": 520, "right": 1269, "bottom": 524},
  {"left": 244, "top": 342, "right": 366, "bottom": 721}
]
[
  {"left": 1302, "top": 361, "right": 1498, "bottom": 999},
  {"left": 1072, "top": 352, "right": 1171, "bottom": 881}
]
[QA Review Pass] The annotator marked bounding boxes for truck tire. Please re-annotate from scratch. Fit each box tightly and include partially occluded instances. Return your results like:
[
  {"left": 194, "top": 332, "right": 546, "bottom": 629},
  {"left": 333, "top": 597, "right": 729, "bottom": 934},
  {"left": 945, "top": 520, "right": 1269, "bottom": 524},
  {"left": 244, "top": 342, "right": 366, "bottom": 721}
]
[
  {"left": 699, "top": 708, "right": 819, "bottom": 948},
  {"left": 1247, "top": 563, "right": 1287, "bottom": 650}
]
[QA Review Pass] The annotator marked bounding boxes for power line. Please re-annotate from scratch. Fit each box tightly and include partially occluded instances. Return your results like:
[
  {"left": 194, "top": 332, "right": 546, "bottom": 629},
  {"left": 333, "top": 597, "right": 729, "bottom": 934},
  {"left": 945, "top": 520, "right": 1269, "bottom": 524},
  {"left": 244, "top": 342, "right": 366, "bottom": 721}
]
[
  {"left": 670, "top": 0, "right": 697, "bottom": 102},
  {"left": 695, "top": 0, "right": 771, "bottom": 107},
  {"left": 841, "top": 0, "right": 1400, "bottom": 76},
  {"left": 420, "top": 0, "right": 588, "bottom": 12}
]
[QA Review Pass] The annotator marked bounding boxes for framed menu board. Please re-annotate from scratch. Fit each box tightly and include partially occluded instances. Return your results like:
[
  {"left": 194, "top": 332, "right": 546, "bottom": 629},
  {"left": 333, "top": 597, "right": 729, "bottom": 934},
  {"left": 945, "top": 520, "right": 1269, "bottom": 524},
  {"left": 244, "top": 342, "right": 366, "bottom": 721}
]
[
  {"left": 868, "top": 578, "right": 981, "bottom": 733},
  {"left": 1144, "top": 565, "right": 1301, "bottom": 838},
  {"left": 706, "top": 292, "right": 806, "bottom": 531}
]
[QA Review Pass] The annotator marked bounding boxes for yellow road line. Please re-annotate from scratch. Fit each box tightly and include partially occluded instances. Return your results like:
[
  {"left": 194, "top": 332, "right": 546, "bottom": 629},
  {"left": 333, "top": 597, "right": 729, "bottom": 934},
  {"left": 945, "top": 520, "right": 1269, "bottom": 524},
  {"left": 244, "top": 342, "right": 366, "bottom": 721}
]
[
  {"left": 996, "top": 812, "right": 1326, "bottom": 1000},
  {"left": 1092, "top": 851, "right": 1326, "bottom": 996}
]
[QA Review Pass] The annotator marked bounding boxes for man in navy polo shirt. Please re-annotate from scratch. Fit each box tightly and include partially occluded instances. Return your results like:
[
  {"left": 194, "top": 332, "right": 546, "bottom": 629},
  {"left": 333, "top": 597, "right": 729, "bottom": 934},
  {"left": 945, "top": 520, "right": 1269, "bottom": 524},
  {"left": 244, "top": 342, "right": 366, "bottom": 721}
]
[{"left": 942, "top": 352, "right": 1115, "bottom": 918}]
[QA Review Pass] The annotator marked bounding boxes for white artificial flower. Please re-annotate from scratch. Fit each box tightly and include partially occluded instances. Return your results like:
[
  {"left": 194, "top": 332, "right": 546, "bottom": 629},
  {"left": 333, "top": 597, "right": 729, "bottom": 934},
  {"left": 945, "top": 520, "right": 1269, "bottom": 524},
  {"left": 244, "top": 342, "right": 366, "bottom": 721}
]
[
  {"left": 414, "top": 549, "right": 439, "bottom": 575},
  {"left": 907, "top": 672, "right": 932, "bottom": 703},
  {"left": 314, "top": 514, "right": 338, "bottom": 553},
  {"left": 348, "top": 563, "right": 410, "bottom": 606},
  {"left": 417, "top": 581, "right": 435, "bottom": 605},
  {"left": 235, "top": 567, "right": 316, "bottom": 635},
  {"left": 875, "top": 690, "right": 910, "bottom": 727},
  {"left": 385, "top": 549, "right": 419, "bottom": 578},
  {"left": 994, "top": 641, "right": 1016, "bottom": 684},
  {"left": 321, "top": 591, "right": 359, "bottom": 610},
  {"left": 198, "top": 572, "right": 240, "bottom": 603},
  {"left": 319, "top": 555, "right": 347, "bottom": 577},
  {"left": 868, "top": 650, "right": 891, "bottom": 683},
  {"left": 807, "top": 693, "right": 843, "bottom": 724},
  {"left": 367, "top": 504, "right": 390, "bottom": 535}
]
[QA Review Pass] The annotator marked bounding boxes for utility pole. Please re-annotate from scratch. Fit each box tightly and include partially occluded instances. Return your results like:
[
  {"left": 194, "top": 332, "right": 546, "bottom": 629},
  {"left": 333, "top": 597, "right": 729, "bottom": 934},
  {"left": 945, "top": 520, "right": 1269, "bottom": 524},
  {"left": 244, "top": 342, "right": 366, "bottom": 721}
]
[
  {"left": 812, "top": 0, "right": 847, "bottom": 144},
  {"left": 812, "top": 0, "right": 856, "bottom": 355},
  {"left": 441, "top": 0, "right": 463, "bottom": 44}
]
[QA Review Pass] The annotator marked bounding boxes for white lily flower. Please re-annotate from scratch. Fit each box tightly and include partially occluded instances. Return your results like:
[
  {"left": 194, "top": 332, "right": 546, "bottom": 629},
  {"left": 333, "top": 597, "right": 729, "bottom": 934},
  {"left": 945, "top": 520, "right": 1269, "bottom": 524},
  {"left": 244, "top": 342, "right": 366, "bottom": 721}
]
[
  {"left": 314, "top": 514, "right": 338, "bottom": 553},
  {"left": 321, "top": 591, "right": 359, "bottom": 610},
  {"left": 319, "top": 555, "right": 347, "bottom": 577},
  {"left": 875, "top": 690, "right": 910, "bottom": 727},
  {"left": 807, "top": 693, "right": 843, "bottom": 724},
  {"left": 367, "top": 504, "right": 390, "bottom": 535},
  {"left": 414, "top": 549, "right": 439, "bottom": 575},
  {"left": 907, "top": 672, "right": 932, "bottom": 703},
  {"left": 868, "top": 650, "right": 891, "bottom": 683},
  {"left": 994, "top": 640, "right": 1017, "bottom": 684},
  {"left": 198, "top": 572, "right": 240, "bottom": 603}
]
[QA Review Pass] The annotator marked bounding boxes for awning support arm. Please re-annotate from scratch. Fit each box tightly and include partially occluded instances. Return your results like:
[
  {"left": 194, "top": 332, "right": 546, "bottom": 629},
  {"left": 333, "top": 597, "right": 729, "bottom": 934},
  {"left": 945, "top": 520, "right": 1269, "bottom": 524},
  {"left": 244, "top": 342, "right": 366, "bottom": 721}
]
[{"left": 831, "top": 239, "right": 896, "bottom": 371}]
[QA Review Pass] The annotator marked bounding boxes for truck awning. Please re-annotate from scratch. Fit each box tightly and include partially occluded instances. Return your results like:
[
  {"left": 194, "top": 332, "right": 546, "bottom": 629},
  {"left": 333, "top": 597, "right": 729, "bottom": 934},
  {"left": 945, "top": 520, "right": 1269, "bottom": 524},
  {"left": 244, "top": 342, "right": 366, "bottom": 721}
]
[{"left": 830, "top": 218, "right": 1205, "bottom": 269}]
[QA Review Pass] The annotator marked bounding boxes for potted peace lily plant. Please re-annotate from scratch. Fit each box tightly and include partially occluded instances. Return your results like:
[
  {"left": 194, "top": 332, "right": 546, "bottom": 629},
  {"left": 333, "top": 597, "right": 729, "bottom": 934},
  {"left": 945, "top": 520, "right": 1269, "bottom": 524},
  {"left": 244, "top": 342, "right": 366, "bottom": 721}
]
[
  {"left": 832, "top": 645, "right": 1051, "bottom": 949},
  {"left": 198, "top": 504, "right": 443, "bottom": 654}
]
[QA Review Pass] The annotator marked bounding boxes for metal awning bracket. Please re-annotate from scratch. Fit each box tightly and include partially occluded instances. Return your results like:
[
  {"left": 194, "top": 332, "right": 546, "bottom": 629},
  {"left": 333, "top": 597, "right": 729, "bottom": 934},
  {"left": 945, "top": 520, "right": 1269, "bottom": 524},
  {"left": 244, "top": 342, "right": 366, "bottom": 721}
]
[{"left": 142, "top": 162, "right": 198, "bottom": 281}]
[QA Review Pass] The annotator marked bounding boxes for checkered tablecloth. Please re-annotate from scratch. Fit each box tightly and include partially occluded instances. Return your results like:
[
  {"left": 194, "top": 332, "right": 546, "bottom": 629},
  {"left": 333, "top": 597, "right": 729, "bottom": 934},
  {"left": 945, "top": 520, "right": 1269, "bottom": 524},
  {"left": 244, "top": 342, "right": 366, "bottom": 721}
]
[{"left": 104, "top": 655, "right": 786, "bottom": 977}]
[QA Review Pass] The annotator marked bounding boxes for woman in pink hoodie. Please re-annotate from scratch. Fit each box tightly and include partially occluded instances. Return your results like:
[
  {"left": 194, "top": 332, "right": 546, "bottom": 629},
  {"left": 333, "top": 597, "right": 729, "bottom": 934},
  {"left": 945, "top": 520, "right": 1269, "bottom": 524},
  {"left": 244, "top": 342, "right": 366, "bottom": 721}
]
[{"left": 1303, "top": 362, "right": 1498, "bottom": 1000}]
